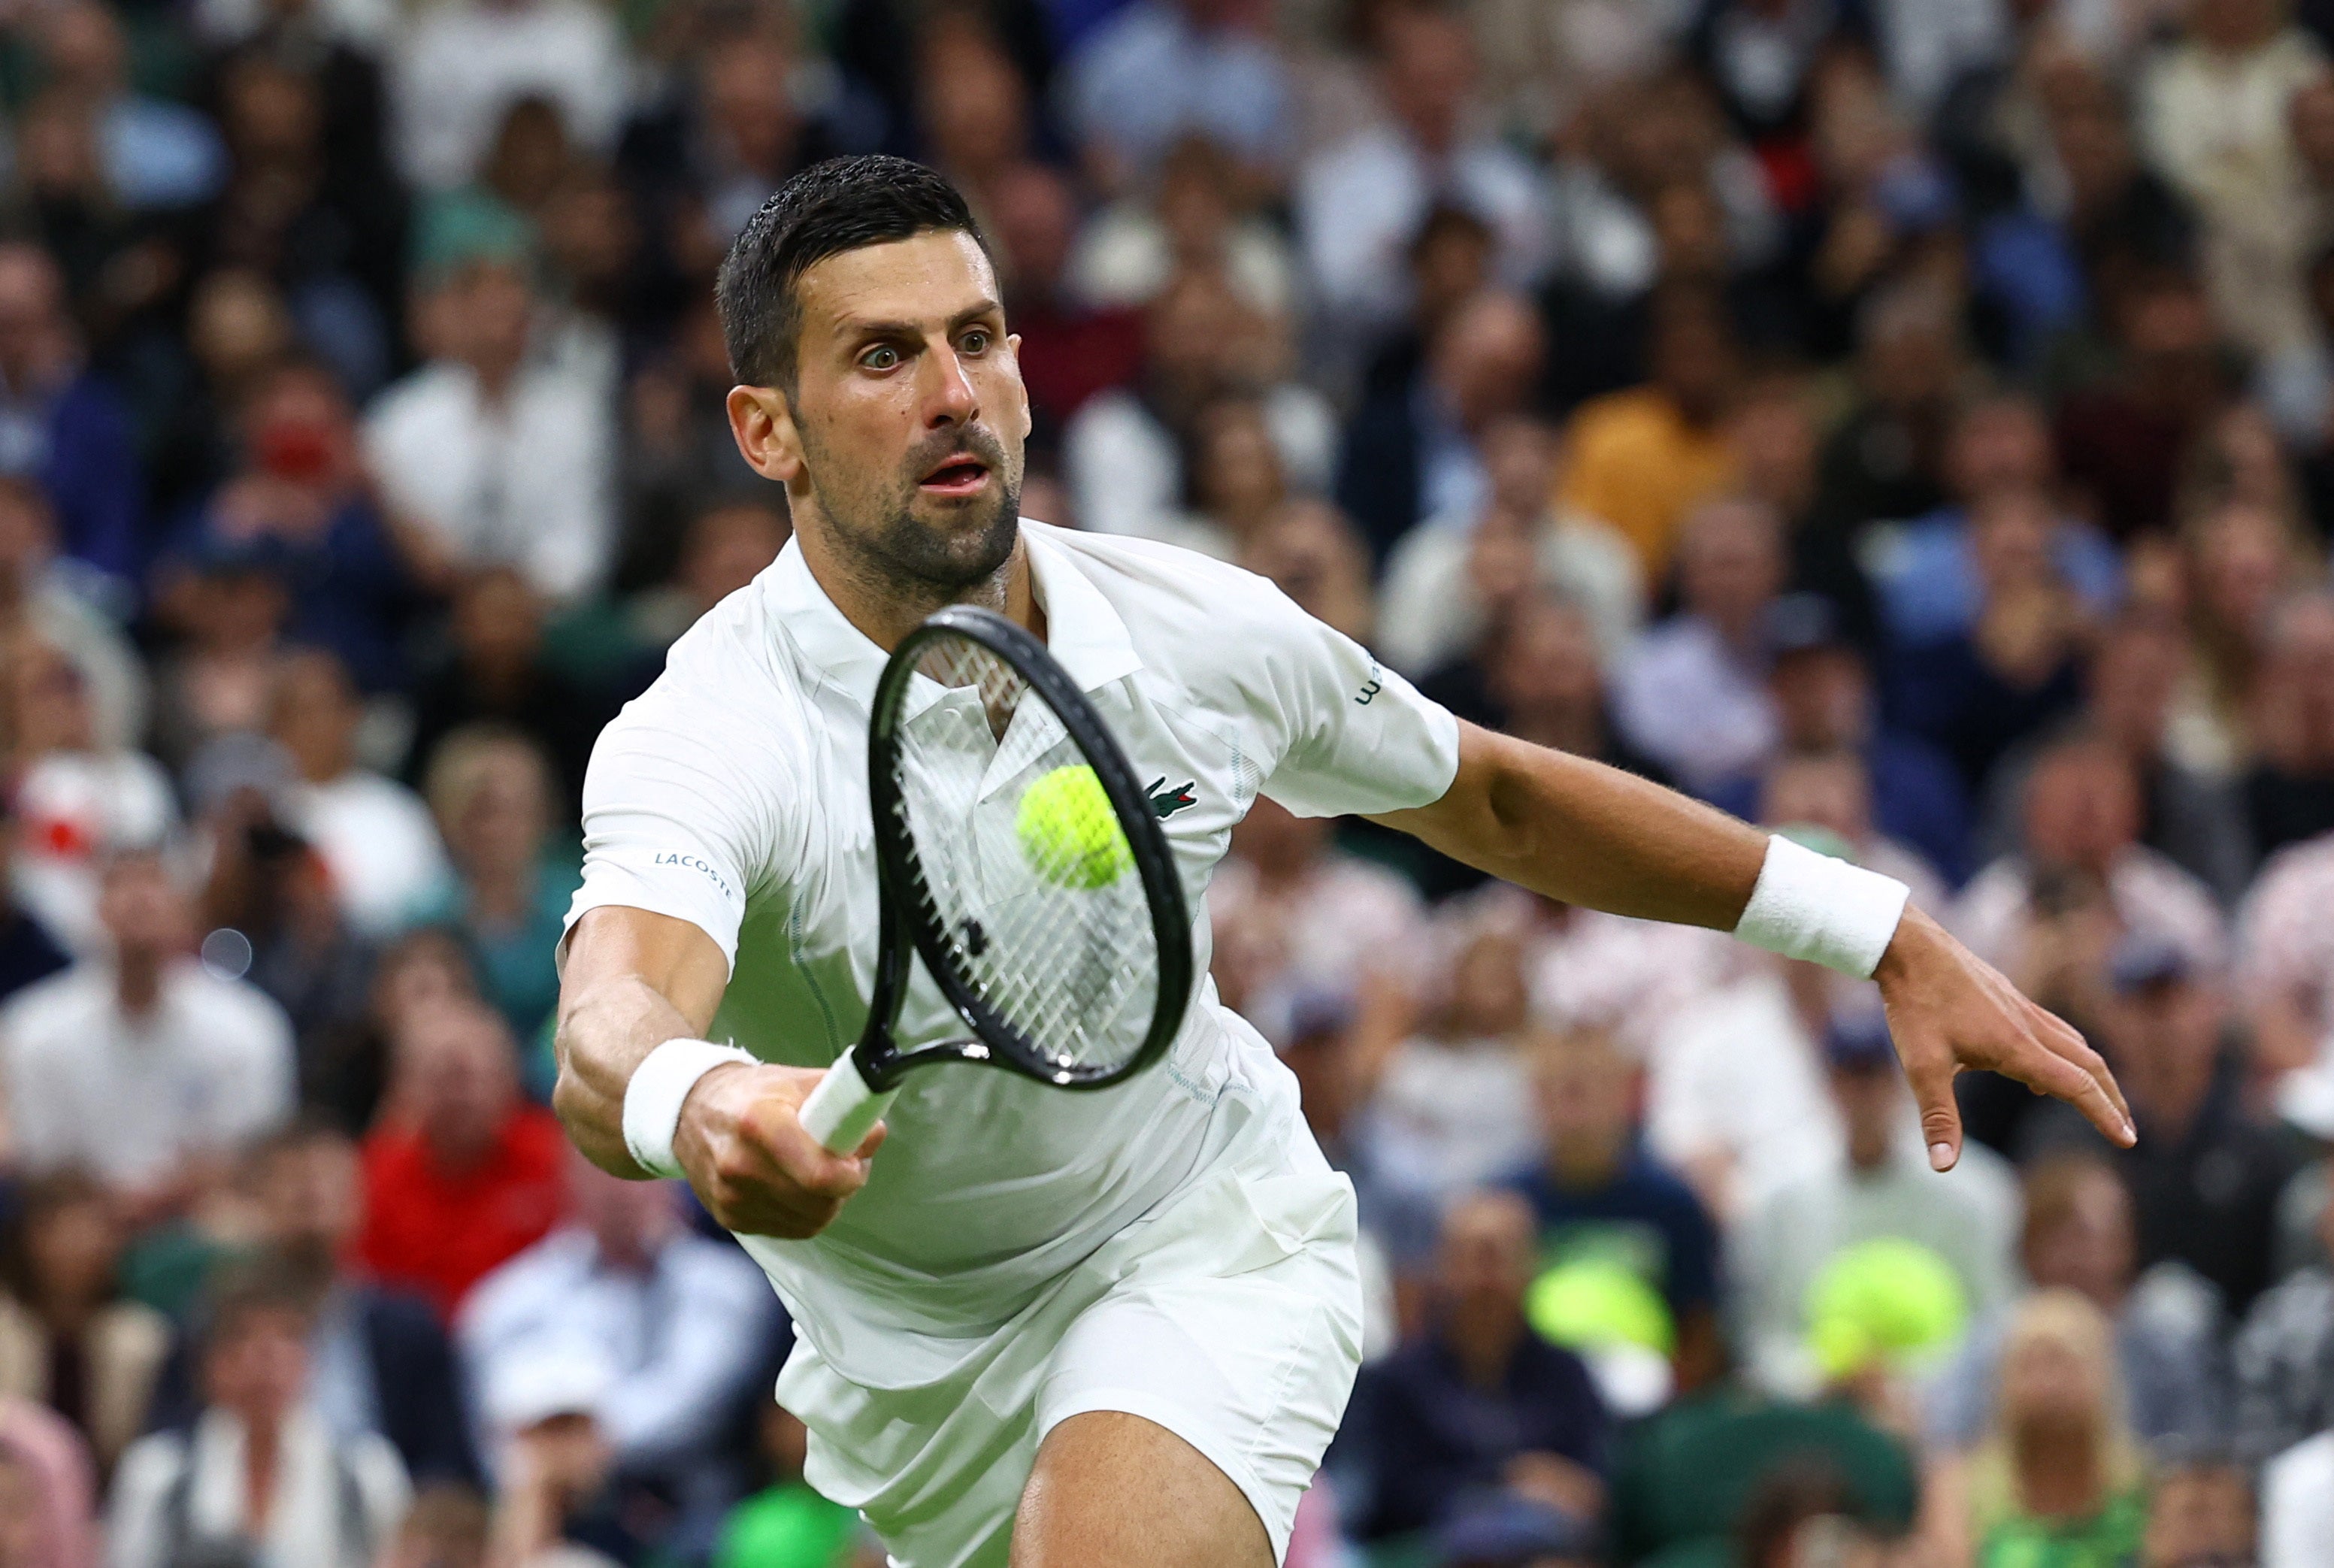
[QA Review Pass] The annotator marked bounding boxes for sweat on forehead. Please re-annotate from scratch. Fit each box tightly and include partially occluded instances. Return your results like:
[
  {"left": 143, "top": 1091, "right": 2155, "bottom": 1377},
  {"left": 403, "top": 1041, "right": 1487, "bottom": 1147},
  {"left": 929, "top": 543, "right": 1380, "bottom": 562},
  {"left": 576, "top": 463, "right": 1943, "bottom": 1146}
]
[{"left": 715, "top": 154, "right": 993, "bottom": 392}]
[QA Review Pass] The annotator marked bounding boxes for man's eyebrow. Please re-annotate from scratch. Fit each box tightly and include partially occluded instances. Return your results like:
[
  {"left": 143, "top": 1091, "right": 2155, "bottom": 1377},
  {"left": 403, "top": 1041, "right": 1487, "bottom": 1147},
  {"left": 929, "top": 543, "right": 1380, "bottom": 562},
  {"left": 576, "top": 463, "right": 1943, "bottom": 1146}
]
[{"left": 835, "top": 300, "right": 1004, "bottom": 342}]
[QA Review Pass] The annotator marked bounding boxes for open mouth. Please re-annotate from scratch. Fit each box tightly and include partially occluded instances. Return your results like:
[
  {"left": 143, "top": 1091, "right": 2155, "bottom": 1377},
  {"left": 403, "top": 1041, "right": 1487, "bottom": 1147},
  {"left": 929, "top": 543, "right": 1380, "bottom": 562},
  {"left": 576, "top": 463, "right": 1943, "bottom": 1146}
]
[{"left": 919, "top": 456, "right": 990, "bottom": 496}]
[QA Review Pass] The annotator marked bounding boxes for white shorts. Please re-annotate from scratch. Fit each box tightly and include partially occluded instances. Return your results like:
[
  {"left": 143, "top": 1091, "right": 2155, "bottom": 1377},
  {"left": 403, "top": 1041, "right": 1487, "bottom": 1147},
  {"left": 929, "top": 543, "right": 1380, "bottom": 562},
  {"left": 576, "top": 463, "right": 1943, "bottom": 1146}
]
[{"left": 774, "top": 1154, "right": 1364, "bottom": 1568}]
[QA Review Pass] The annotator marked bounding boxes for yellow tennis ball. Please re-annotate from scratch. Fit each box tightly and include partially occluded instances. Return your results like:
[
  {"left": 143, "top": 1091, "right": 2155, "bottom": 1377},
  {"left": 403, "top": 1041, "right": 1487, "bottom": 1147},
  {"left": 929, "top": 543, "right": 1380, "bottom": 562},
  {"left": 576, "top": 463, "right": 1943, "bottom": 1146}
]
[{"left": 1016, "top": 765, "right": 1132, "bottom": 889}]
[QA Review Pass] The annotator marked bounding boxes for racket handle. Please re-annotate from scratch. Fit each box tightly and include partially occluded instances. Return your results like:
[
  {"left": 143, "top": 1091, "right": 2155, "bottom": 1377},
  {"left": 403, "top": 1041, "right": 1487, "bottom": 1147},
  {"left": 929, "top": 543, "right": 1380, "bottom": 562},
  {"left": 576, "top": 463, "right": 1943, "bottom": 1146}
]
[{"left": 798, "top": 1055, "right": 896, "bottom": 1153}]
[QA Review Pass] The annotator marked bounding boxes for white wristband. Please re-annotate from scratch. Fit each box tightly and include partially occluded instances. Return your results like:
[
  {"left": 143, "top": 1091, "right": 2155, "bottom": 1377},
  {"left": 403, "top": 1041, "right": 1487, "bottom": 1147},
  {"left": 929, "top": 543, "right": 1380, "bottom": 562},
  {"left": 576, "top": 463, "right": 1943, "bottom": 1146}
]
[
  {"left": 622, "top": 1039, "right": 758, "bottom": 1179},
  {"left": 1732, "top": 833, "right": 1912, "bottom": 979}
]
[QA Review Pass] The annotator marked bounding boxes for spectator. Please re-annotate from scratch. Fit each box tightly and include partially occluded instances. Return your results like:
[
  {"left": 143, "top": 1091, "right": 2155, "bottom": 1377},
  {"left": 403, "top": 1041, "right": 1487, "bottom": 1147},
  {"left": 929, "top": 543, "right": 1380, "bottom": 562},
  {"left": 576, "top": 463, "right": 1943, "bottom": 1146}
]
[
  {"left": 1928, "top": 1152, "right": 2227, "bottom": 1454},
  {"left": 0, "top": 1172, "right": 169, "bottom": 1473},
  {"left": 1735, "top": 1010, "right": 2020, "bottom": 1400},
  {"left": 1294, "top": 2, "right": 1550, "bottom": 338},
  {"left": 459, "top": 1152, "right": 776, "bottom": 1542},
  {"left": 2055, "top": 273, "right": 2230, "bottom": 543},
  {"left": 0, "top": 480, "right": 143, "bottom": 753},
  {"left": 389, "top": 0, "right": 628, "bottom": 193},
  {"left": 0, "top": 801, "right": 68, "bottom": 1007},
  {"left": 2140, "top": 1457, "right": 2255, "bottom": 1568},
  {"left": 988, "top": 163, "right": 1143, "bottom": 430},
  {"left": 2, "top": 634, "right": 180, "bottom": 954},
  {"left": 0, "top": 849, "right": 292, "bottom": 1212},
  {"left": 141, "top": 1122, "right": 480, "bottom": 1488},
  {"left": 1953, "top": 734, "right": 2227, "bottom": 1015},
  {"left": 1062, "top": 0, "right": 1290, "bottom": 192},
  {"left": 107, "top": 1257, "right": 408, "bottom": 1568},
  {"left": 195, "top": 49, "right": 406, "bottom": 400},
  {"left": 1361, "top": 919, "right": 1543, "bottom": 1200},
  {"left": 2243, "top": 589, "right": 2334, "bottom": 864},
  {"left": 2236, "top": 819, "right": 2334, "bottom": 1129},
  {"left": 1064, "top": 267, "right": 1333, "bottom": 548},
  {"left": 35, "top": 2, "right": 227, "bottom": 213},
  {"left": 1068, "top": 135, "right": 1297, "bottom": 322},
  {"left": 2136, "top": 0, "right": 2325, "bottom": 361},
  {"left": 406, "top": 568, "right": 619, "bottom": 821},
  {"left": 2063, "top": 608, "right": 2254, "bottom": 907},
  {"left": 1553, "top": 287, "right": 1742, "bottom": 583},
  {"left": 1208, "top": 794, "right": 1426, "bottom": 1047},
  {"left": 1336, "top": 287, "right": 1548, "bottom": 564},
  {"left": 1340, "top": 1191, "right": 1609, "bottom": 1544},
  {"left": 1611, "top": 496, "right": 1785, "bottom": 795},
  {"left": 1420, "top": 596, "right": 1667, "bottom": 799},
  {"left": 2175, "top": 497, "right": 2315, "bottom": 778},
  {"left": 2088, "top": 935, "right": 2301, "bottom": 1317},
  {"left": 1869, "top": 393, "right": 2124, "bottom": 653},
  {"left": 145, "top": 546, "right": 291, "bottom": 774},
  {"left": 0, "top": 1397, "right": 99, "bottom": 1568},
  {"left": 1377, "top": 413, "right": 1643, "bottom": 676},
  {"left": 1500, "top": 1027, "right": 1725, "bottom": 1402},
  {"left": 410, "top": 726, "right": 580, "bottom": 1059},
  {"left": 310, "top": 925, "right": 484, "bottom": 1140},
  {"left": 354, "top": 998, "right": 565, "bottom": 1318},
  {"left": 1710, "top": 592, "right": 1971, "bottom": 882},
  {"left": 1924, "top": 1291, "right": 2149, "bottom": 1568},
  {"left": 2232, "top": 1161, "right": 2334, "bottom": 1461},
  {"left": 363, "top": 249, "right": 617, "bottom": 604},
  {"left": 163, "top": 359, "right": 421, "bottom": 695},
  {"left": 1806, "top": 283, "right": 1970, "bottom": 551},
  {"left": 270, "top": 647, "right": 453, "bottom": 938},
  {"left": 0, "top": 246, "right": 141, "bottom": 593},
  {"left": 1887, "top": 487, "right": 2092, "bottom": 796},
  {"left": 1642, "top": 916, "right": 1844, "bottom": 1222},
  {"left": 1239, "top": 498, "right": 1379, "bottom": 649}
]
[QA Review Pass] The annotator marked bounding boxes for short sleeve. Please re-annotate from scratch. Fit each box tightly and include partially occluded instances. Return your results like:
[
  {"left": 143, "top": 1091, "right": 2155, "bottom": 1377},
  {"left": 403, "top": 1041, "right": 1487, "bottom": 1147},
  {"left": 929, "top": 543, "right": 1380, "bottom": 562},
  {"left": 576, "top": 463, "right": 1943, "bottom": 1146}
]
[
  {"left": 1253, "top": 588, "right": 1460, "bottom": 819},
  {"left": 565, "top": 693, "right": 786, "bottom": 974}
]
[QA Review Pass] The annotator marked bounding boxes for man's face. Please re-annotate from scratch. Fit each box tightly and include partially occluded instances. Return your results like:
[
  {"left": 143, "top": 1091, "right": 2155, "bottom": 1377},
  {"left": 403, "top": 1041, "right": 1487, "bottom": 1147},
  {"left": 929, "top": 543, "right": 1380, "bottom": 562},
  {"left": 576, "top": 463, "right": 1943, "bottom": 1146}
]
[{"left": 768, "top": 230, "right": 1028, "bottom": 602}]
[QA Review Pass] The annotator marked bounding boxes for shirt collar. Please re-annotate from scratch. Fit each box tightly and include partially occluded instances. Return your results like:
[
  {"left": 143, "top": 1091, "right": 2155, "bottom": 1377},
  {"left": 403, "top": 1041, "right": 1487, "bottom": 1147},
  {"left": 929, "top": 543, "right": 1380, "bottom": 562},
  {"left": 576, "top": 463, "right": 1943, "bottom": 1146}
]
[{"left": 767, "top": 522, "right": 1143, "bottom": 710}]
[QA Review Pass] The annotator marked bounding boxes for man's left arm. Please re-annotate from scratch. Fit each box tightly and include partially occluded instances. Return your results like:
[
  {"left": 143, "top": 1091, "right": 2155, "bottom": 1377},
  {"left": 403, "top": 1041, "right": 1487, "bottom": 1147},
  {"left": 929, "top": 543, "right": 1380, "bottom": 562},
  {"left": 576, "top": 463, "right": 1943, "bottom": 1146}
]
[{"left": 1368, "top": 722, "right": 2134, "bottom": 1170}]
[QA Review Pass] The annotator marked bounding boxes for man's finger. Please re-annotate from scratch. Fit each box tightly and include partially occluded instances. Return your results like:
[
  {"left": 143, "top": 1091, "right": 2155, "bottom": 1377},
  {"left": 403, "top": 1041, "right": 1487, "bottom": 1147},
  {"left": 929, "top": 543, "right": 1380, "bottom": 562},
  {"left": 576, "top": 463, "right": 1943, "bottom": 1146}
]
[
  {"left": 2003, "top": 1022, "right": 2135, "bottom": 1148},
  {"left": 1903, "top": 1048, "right": 1963, "bottom": 1173},
  {"left": 2029, "top": 1002, "right": 2135, "bottom": 1141}
]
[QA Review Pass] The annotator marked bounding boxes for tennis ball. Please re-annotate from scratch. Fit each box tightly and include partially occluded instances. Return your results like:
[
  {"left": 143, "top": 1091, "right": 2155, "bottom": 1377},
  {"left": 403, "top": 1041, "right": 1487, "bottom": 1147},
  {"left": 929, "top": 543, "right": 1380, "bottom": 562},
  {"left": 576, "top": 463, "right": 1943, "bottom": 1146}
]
[{"left": 1016, "top": 766, "right": 1133, "bottom": 889}]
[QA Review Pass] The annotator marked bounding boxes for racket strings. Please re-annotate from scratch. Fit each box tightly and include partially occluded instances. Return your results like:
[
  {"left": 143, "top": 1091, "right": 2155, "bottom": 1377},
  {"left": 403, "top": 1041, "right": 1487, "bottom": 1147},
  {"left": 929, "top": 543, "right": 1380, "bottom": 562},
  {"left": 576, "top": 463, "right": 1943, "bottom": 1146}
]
[{"left": 890, "top": 634, "right": 1164, "bottom": 1077}]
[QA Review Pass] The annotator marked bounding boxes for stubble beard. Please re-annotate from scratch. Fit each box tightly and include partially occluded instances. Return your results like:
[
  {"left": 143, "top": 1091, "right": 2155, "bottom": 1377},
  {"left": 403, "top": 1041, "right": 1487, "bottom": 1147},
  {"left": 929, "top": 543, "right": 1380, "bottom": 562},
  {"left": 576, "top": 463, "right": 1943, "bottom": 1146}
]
[{"left": 803, "top": 420, "right": 1023, "bottom": 616}]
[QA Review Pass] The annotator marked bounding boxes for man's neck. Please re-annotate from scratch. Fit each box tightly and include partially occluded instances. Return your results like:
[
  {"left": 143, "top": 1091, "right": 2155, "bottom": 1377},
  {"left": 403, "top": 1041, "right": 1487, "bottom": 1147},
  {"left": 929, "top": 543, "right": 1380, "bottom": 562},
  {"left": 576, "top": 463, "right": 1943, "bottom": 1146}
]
[
  {"left": 795, "top": 516, "right": 1039, "bottom": 652},
  {"left": 116, "top": 952, "right": 164, "bottom": 1015}
]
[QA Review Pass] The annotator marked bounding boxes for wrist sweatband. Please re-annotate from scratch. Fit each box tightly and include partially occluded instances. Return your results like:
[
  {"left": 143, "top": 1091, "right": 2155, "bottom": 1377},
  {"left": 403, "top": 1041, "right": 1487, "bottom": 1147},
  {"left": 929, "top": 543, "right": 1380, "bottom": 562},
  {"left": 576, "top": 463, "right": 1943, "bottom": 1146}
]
[
  {"left": 622, "top": 1039, "right": 757, "bottom": 1179},
  {"left": 1732, "top": 833, "right": 1912, "bottom": 979}
]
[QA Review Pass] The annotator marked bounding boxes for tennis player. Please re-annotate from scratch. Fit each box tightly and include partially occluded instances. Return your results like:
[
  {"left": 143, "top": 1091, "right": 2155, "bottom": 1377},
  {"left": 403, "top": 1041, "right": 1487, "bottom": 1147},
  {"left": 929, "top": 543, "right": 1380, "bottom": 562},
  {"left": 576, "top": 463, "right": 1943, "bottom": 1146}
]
[{"left": 553, "top": 156, "right": 2132, "bottom": 1568}]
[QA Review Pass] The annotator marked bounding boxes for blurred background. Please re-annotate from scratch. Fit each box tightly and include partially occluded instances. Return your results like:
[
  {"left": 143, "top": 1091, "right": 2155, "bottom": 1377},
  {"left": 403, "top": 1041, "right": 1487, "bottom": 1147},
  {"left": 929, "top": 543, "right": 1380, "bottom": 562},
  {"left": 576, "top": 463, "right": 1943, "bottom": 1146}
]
[{"left": 0, "top": 0, "right": 2328, "bottom": 1564}]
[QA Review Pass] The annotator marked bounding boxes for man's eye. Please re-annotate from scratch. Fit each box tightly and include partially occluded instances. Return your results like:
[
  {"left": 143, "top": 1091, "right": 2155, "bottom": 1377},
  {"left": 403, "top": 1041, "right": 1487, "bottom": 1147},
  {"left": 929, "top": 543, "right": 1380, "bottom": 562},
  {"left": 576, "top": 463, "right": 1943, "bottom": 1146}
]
[
  {"left": 862, "top": 346, "right": 901, "bottom": 371},
  {"left": 961, "top": 329, "right": 990, "bottom": 354}
]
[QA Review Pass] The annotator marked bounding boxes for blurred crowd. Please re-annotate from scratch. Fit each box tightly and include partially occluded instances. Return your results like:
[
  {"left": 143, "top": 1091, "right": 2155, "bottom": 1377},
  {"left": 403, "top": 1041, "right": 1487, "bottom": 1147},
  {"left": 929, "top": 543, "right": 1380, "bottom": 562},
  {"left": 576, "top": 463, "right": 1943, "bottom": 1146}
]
[{"left": 0, "top": 0, "right": 2330, "bottom": 1565}]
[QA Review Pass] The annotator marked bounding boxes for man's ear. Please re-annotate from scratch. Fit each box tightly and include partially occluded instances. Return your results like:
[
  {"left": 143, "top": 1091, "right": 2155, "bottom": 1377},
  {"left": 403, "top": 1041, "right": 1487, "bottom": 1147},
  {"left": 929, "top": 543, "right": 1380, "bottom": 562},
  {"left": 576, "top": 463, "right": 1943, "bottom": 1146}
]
[
  {"left": 1007, "top": 332, "right": 1033, "bottom": 442},
  {"left": 727, "top": 384, "right": 804, "bottom": 484}
]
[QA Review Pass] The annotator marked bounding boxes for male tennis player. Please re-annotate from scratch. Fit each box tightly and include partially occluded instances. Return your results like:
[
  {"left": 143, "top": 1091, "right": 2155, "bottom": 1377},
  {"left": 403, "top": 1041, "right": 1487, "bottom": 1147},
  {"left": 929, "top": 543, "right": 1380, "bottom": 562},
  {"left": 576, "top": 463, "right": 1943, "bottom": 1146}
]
[{"left": 553, "top": 157, "right": 2131, "bottom": 1568}]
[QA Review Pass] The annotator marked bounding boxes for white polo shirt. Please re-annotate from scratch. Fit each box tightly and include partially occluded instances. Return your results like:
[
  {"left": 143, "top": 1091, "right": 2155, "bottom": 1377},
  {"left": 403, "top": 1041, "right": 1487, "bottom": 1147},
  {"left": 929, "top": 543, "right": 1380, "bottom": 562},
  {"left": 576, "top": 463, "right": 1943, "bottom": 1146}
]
[{"left": 565, "top": 522, "right": 1458, "bottom": 1384}]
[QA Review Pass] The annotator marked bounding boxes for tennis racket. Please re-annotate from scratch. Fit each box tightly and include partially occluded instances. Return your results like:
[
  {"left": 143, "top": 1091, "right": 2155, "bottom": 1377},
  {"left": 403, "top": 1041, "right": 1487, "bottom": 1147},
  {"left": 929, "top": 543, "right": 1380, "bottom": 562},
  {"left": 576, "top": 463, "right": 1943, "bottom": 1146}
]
[{"left": 795, "top": 605, "right": 1194, "bottom": 1153}]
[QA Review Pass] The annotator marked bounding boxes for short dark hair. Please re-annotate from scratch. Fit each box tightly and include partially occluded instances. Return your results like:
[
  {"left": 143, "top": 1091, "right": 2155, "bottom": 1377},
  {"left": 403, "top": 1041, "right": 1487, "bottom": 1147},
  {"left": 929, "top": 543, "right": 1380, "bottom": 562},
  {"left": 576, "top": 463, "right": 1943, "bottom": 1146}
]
[{"left": 715, "top": 155, "right": 991, "bottom": 394}]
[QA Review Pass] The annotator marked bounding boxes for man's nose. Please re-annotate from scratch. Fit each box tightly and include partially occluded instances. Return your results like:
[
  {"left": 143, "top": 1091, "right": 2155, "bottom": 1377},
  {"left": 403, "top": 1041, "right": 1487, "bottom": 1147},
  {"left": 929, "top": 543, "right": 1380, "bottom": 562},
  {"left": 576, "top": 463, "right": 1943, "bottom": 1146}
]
[{"left": 922, "top": 342, "right": 978, "bottom": 427}]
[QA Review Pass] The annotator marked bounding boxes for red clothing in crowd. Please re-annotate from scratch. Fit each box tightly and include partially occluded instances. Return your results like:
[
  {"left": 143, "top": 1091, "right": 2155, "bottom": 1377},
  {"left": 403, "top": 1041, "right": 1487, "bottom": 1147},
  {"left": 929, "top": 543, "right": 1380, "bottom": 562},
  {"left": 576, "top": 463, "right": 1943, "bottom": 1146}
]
[{"left": 355, "top": 1105, "right": 567, "bottom": 1318}]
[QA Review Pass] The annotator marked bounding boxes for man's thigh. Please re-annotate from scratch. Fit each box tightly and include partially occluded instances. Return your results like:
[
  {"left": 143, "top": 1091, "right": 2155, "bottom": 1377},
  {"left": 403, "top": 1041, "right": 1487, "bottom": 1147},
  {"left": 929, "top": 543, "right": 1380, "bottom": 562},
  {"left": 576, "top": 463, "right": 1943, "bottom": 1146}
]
[{"left": 1010, "top": 1410, "right": 1273, "bottom": 1568}]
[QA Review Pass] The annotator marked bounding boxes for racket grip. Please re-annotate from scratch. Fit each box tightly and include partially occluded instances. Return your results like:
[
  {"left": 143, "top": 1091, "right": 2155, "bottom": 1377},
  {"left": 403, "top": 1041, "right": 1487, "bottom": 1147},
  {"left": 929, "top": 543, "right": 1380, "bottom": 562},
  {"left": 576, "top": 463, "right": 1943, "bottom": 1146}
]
[{"left": 798, "top": 1056, "right": 896, "bottom": 1153}]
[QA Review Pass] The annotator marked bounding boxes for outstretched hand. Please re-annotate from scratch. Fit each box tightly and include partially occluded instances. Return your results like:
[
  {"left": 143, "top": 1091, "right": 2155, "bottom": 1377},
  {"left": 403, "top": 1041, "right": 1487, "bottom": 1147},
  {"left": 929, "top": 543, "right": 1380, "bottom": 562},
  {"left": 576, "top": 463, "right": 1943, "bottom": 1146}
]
[{"left": 1874, "top": 906, "right": 2136, "bottom": 1170}]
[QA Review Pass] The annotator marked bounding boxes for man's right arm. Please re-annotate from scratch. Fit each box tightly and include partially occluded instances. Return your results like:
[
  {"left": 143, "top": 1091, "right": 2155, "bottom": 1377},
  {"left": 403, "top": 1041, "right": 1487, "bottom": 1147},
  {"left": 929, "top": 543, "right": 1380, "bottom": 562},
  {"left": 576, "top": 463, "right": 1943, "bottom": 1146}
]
[{"left": 553, "top": 905, "right": 879, "bottom": 1237}]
